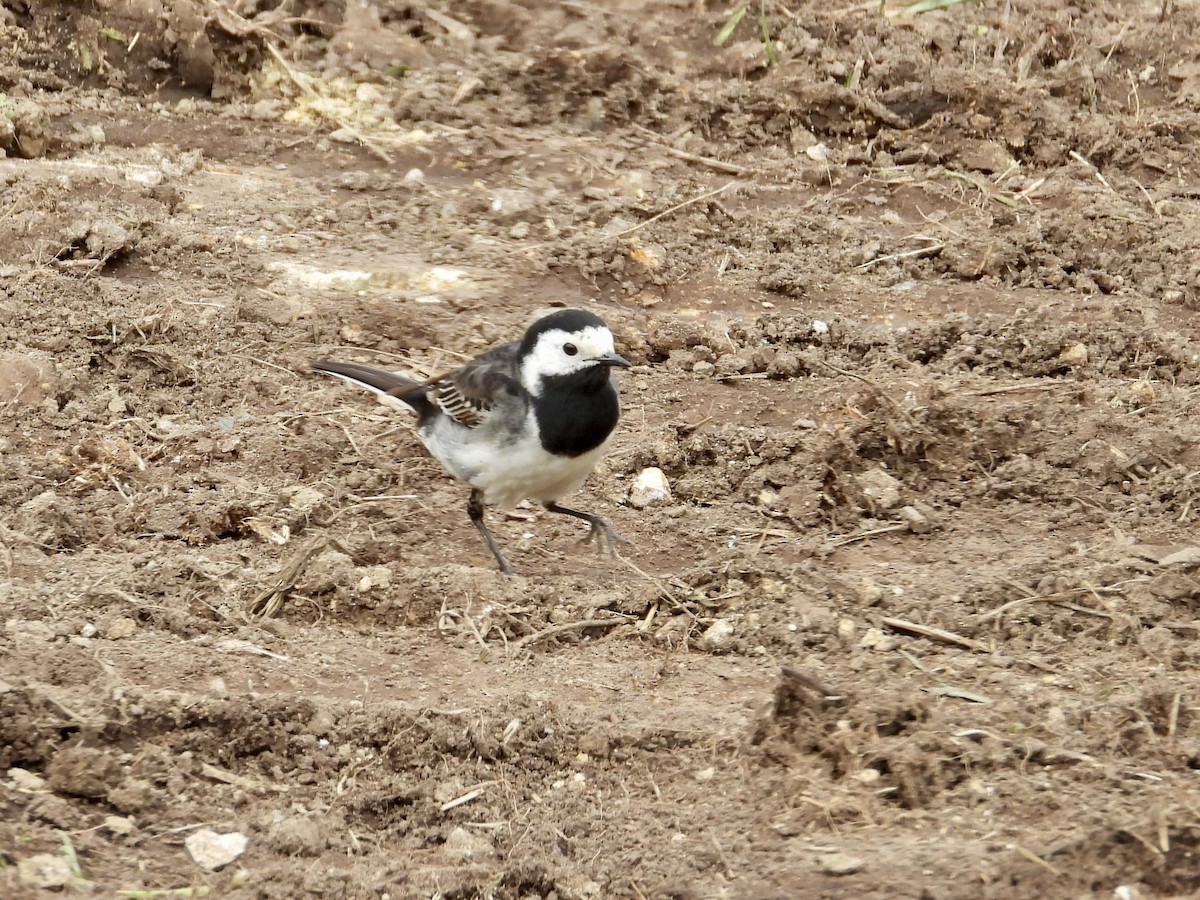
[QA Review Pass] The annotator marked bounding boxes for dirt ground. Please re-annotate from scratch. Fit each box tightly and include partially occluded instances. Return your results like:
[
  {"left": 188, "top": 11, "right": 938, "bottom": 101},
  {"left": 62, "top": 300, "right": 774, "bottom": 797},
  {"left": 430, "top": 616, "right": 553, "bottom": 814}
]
[{"left": 4, "top": 0, "right": 1200, "bottom": 897}]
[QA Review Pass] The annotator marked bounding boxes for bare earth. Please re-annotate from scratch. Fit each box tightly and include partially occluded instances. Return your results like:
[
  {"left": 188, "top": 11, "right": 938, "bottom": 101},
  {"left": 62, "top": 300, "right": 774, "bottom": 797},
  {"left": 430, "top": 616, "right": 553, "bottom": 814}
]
[{"left": 4, "top": 1, "right": 1200, "bottom": 897}]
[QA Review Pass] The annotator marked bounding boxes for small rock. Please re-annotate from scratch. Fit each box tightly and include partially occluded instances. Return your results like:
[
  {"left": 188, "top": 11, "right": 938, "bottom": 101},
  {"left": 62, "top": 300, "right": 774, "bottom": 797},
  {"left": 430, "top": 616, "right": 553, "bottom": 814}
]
[
  {"left": 856, "top": 468, "right": 902, "bottom": 510},
  {"left": 249, "top": 98, "right": 283, "bottom": 120},
  {"left": 489, "top": 188, "right": 538, "bottom": 222},
  {"left": 46, "top": 746, "right": 123, "bottom": 798},
  {"left": 898, "top": 504, "right": 932, "bottom": 534},
  {"left": 403, "top": 167, "right": 425, "bottom": 183},
  {"left": 355, "top": 564, "right": 392, "bottom": 593},
  {"left": 1058, "top": 343, "right": 1089, "bottom": 368},
  {"left": 268, "top": 815, "right": 327, "bottom": 857},
  {"left": 1128, "top": 380, "right": 1155, "bottom": 406},
  {"left": 627, "top": 239, "right": 665, "bottom": 270},
  {"left": 125, "top": 167, "right": 164, "bottom": 187},
  {"left": 0, "top": 96, "right": 50, "bottom": 158},
  {"left": 805, "top": 143, "right": 830, "bottom": 162},
  {"left": 28, "top": 795, "right": 76, "bottom": 829},
  {"left": 1159, "top": 547, "right": 1200, "bottom": 567},
  {"left": 185, "top": 829, "right": 248, "bottom": 871},
  {"left": 307, "top": 707, "right": 336, "bottom": 737},
  {"left": 104, "top": 617, "right": 138, "bottom": 640},
  {"left": 107, "top": 777, "right": 161, "bottom": 813},
  {"left": 80, "top": 220, "right": 131, "bottom": 260},
  {"left": 338, "top": 324, "right": 364, "bottom": 345},
  {"left": 859, "top": 627, "right": 896, "bottom": 652},
  {"left": 692, "top": 360, "right": 715, "bottom": 377},
  {"left": 629, "top": 467, "right": 671, "bottom": 508},
  {"left": 6, "top": 617, "right": 56, "bottom": 643},
  {"left": 694, "top": 767, "right": 715, "bottom": 782},
  {"left": 712, "top": 353, "right": 745, "bottom": 375},
  {"left": 820, "top": 852, "right": 866, "bottom": 875},
  {"left": 957, "top": 139, "right": 1015, "bottom": 174},
  {"left": 17, "top": 853, "right": 73, "bottom": 889},
  {"left": 578, "top": 726, "right": 611, "bottom": 759},
  {"left": 104, "top": 815, "right": 136, "bottom": 836},
  {"left": 699, "top": 618, "right": 735, "bottom": 652},
  {"left": 9, "top": 767, "right": 47, "bottom": 792},
  {"left": 442, "top": 826, "right": 494, "bottom": 862},
  {"left": 1149, "top": 573, "right": 1200, "bottom": 601},
  {"left": 768, "top": 351, "right": 803, "bottom": 378},
  {"left": 0, "top": 354, "right": 56, "bottom": 409},
  {"left": 857, "top": 577, "right": 885, "bottom": 606},
  {"left": 282, "top": 485, "right": 325, "bottom": 511}
]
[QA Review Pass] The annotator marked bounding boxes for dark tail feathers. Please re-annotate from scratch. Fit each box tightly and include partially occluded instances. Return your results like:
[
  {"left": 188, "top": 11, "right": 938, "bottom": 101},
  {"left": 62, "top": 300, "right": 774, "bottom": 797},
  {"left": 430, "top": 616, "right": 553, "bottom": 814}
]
[{"left": 311, "top": 359, "right": 437, "bottom": 420}]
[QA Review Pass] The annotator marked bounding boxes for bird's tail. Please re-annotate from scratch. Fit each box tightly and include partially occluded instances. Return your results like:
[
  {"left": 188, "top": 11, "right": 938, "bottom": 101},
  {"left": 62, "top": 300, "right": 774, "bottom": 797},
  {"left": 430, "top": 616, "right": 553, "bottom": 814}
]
[{"left": 311, "top": 359, "right": 437, "bottom": 420}]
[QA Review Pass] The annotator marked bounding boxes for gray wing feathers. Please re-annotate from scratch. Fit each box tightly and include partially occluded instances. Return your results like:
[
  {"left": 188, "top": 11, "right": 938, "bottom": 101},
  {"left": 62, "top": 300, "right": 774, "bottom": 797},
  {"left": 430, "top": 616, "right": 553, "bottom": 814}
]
[
  {"left": 312, "top": 340, "right": 524, "bottom": 430},
  {"left": 432, "top": 341, "right": 524, "bottom": 429}
]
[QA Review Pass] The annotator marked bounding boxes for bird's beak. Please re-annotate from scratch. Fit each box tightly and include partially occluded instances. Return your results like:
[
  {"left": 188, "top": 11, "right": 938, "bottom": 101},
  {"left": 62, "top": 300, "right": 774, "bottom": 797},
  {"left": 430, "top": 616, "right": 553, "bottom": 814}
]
[{"left": 595, "top": 352, "right": 632, "bottom": 368}]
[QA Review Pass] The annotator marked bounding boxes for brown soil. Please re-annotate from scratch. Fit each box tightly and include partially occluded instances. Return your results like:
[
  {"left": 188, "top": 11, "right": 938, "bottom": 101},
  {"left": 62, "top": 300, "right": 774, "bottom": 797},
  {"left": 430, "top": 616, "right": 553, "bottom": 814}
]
[{"left": 4, "top": 1, "right": 1200, "bottom": 897}]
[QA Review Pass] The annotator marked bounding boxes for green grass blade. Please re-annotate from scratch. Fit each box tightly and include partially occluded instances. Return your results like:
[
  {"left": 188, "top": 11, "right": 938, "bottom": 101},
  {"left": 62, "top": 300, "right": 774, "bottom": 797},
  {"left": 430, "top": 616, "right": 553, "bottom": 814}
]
[
  {"left": 759, "top": 11, "right": 778, "bottom": 65},
  {"left": 58, "top": 831, "right": 83, "bottom": 879},
  {"left": 714, "top": 4, "right": 748, "bottom": 46}
]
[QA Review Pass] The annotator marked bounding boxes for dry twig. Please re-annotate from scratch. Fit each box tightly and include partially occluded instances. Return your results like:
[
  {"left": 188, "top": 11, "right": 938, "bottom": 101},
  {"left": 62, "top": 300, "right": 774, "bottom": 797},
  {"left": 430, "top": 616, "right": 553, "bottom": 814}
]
[
  {"left": 249, "top": 536, "right": 326, "bottom": 617},
  {"left": 880, "top": 616, "right": 986, "bottom": 652},
  {"left": 511, "top": 616, "right": 632, "bottom": 652},
  {"left": 615, "top": 182, "right": 738, "bottom": 237}
]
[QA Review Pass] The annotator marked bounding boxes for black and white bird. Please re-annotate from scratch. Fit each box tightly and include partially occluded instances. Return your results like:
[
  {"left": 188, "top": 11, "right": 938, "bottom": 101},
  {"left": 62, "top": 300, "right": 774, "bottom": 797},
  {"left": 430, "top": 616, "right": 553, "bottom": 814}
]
[{"left": 312, "top": 309, "right": 631, "bottom": 574}]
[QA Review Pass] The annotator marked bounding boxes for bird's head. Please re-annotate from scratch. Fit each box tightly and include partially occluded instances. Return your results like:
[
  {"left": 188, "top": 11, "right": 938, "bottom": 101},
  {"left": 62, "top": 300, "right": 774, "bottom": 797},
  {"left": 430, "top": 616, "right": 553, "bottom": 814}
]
[{"left": 518, "top": 309, "right": 630, "bottom": 395}]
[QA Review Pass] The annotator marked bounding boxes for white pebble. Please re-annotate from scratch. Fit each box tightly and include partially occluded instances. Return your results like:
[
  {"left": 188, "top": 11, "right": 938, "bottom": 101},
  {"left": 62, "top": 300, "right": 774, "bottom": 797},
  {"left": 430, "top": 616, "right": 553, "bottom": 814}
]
[
  {"left": 820, "top": 852, "right": 866, "bottom": 875},
  {"left": 629, "top": 467, "right": 671, "bottom": 508},
  {"left": 806, "top": 143, "right": 830, "bottom": 162},
  {"left": 185, "top": 829, "right": 248, "bottom": 871},
  {"left": 17, "top": 854, "right": 72, "bottom": 889},
  {"left": 1059, "top": 342, "right": 1088, "bottom": 367},
  {"left": 699, "top": 618, "right": 735, "bottom": 651}
]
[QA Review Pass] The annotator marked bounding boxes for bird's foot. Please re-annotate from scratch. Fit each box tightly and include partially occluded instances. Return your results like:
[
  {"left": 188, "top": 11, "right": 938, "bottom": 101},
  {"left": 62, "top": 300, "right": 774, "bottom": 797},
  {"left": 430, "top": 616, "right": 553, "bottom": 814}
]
[{"left": 578, "top": 519, "right": 630, "bottom": 557}]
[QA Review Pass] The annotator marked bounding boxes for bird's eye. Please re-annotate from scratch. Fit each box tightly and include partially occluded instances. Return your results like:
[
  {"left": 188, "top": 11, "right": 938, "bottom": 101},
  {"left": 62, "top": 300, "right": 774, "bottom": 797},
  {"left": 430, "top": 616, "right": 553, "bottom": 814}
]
[{"left": 563, "top": 343, "right": 578, "bottom": 356}]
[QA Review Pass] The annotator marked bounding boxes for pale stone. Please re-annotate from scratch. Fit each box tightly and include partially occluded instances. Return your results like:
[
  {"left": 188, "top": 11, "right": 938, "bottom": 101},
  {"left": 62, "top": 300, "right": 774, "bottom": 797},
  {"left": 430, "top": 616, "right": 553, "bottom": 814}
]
[
  {"left": 629, "top": 467, "right": 671, "bottom": 508},
  {"left": 185, "top": 829, "right": 248, "bottom": 871}
]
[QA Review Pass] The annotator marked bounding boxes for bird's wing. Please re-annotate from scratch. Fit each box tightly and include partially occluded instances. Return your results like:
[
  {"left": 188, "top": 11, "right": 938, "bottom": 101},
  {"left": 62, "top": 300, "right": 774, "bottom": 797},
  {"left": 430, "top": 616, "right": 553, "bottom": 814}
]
[{"left": 427, "top": 340, "right": 524, "bottom": 429}]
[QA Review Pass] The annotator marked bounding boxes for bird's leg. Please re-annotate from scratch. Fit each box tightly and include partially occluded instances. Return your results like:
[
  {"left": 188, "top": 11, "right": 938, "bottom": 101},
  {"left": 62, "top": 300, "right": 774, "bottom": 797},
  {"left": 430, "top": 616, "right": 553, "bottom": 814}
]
[
  {"left": 543, "top": 502, "right": 628, "bottom": 555},
  {"left": 468, "top": 489, "right": 512, "bottom": 575}
]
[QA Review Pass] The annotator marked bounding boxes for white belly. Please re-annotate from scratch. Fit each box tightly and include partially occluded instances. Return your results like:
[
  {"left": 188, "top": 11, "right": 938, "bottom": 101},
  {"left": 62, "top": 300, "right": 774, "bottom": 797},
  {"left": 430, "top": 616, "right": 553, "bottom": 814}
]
[{"left": 420, "top": 410, "right": 610, "bottom": 509}]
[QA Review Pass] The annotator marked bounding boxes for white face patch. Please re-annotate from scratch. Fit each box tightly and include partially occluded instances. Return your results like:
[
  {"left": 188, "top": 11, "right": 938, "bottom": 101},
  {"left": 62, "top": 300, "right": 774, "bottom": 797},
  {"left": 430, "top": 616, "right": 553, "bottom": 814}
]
[{"left": 519, "top": 324, "right": 615, "bottom": 395}]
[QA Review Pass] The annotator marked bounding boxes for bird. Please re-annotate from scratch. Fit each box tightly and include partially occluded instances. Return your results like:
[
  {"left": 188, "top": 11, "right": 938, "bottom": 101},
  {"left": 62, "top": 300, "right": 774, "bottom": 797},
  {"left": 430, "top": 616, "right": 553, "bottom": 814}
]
[{"left": 312, "top": 308, "right": 632, "bottom": 574}]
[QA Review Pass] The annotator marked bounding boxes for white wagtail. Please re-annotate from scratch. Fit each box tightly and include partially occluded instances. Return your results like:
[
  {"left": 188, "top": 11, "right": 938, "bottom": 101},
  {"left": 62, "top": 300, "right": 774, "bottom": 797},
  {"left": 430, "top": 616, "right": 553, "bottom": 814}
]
[{"left": 312, "top": 309, "right": 631, "bottom": 574}]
